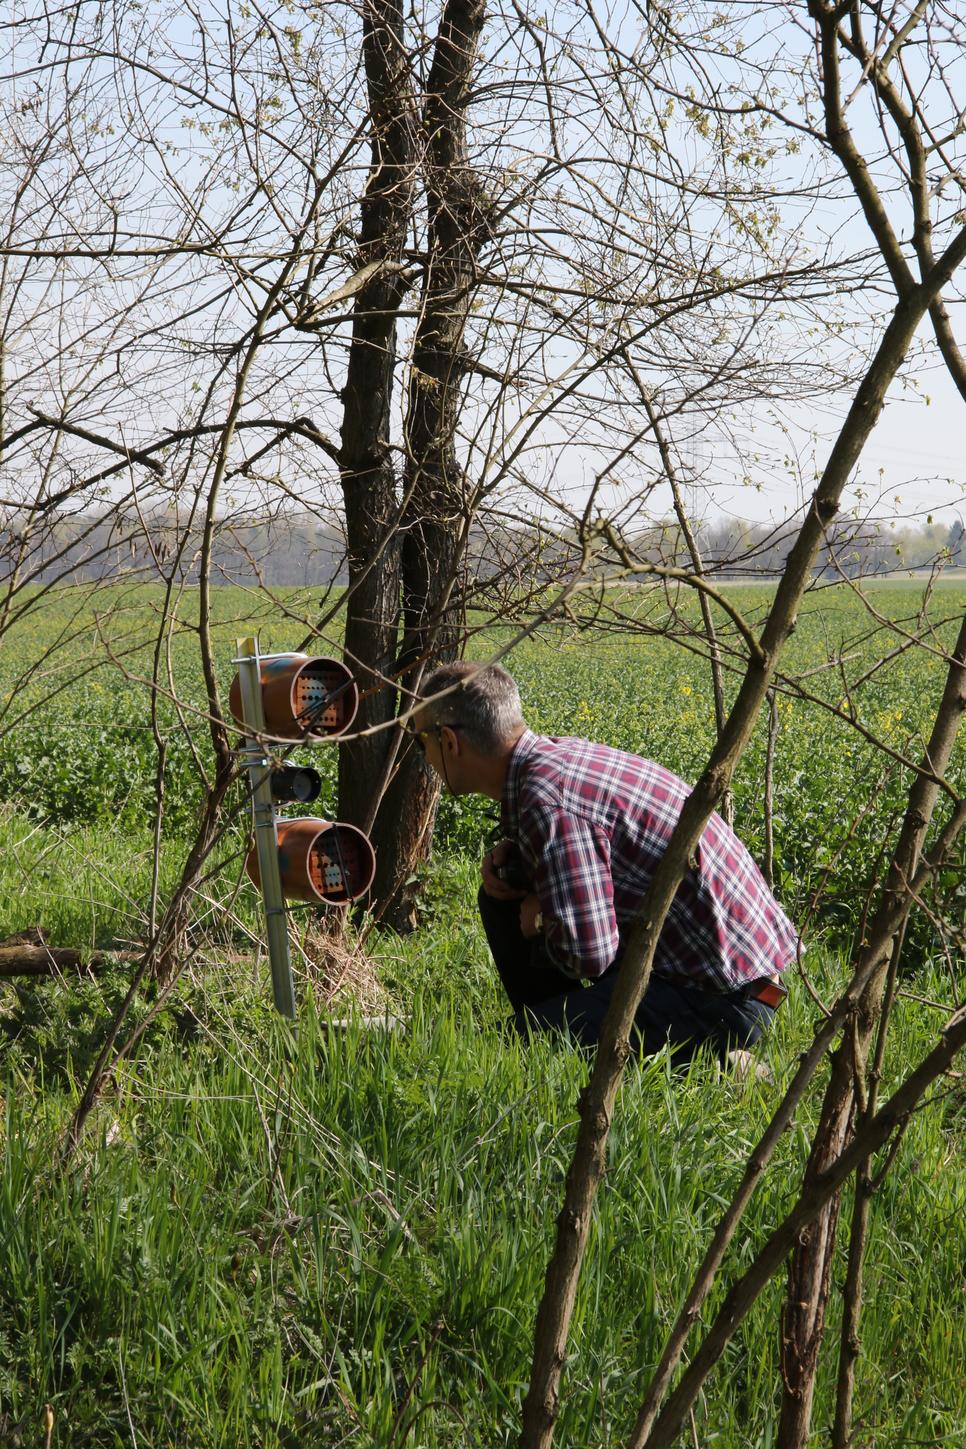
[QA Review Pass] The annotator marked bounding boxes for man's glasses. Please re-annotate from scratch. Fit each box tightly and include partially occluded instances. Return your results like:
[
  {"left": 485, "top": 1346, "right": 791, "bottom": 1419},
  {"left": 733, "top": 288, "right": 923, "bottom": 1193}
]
[{"left": 403, "top": 718, "right": 466, "bottom": 755}]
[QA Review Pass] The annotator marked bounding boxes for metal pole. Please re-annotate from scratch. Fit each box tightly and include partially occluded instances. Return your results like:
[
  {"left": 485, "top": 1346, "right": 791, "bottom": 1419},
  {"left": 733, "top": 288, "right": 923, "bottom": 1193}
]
[{"left": 235, "top": 635, "right": 297, "bottom": 1019}]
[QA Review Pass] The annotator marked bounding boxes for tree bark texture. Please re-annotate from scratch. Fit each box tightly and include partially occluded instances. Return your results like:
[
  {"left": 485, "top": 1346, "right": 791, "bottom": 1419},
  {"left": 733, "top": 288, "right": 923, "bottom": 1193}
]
[
  {"left": 338, "top": 0, "right": 416, "bottom": 836},
  {"left": 368, "top": 0, "right": 490, "bottom": 928}
]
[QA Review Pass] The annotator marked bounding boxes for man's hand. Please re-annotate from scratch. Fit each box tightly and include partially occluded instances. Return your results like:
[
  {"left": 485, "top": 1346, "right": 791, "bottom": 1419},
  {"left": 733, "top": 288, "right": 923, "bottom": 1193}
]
[
  {"left": 518, "top": 892, "right": 544, "bottom": 939},
  {"left": 481, "top": 840, "right": 528, "bottom": 900}
]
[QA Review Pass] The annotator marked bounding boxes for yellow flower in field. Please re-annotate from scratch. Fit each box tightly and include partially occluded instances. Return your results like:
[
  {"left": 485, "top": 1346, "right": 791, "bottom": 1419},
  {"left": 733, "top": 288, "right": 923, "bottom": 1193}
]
[{"left": 680, "top": 685, "right": 692, "bottom": 696}]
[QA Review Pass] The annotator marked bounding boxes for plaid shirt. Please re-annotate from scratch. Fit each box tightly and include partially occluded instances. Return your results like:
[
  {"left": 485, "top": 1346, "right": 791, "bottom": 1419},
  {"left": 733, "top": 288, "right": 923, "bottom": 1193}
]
[{"left": 501, "top": 730, "right": 799, "bottom": 990}]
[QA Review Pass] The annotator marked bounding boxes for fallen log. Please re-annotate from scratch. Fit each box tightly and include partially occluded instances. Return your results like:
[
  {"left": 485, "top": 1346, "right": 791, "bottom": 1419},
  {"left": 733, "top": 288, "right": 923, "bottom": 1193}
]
[{"left": 0, "top": 945, "right": 139, "bottom": 978}]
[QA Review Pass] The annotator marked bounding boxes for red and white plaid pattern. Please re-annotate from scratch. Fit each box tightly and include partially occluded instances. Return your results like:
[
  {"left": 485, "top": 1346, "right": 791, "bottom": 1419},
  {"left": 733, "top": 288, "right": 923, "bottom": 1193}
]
[{"left": 502, "top": 731, "right": 800, "bottom": 989}]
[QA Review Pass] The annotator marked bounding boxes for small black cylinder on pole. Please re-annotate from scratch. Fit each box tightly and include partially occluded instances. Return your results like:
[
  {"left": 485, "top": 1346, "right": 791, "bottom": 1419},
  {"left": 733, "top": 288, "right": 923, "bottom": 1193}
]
[{"left": 269, "top": 764, "right": 323, "bottom": 805}]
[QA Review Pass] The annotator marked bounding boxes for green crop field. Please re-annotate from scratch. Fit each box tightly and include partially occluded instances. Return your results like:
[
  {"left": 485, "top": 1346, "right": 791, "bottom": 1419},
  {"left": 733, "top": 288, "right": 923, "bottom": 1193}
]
[{"left": 0, "top": 579, "right": 964, "bottom": 1446}]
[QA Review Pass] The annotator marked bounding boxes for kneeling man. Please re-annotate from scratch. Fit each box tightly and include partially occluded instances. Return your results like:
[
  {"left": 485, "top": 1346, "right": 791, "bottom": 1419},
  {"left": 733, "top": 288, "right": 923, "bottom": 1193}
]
[{"left": 410, "top": 661, "right": 798, "bottom": 1063}]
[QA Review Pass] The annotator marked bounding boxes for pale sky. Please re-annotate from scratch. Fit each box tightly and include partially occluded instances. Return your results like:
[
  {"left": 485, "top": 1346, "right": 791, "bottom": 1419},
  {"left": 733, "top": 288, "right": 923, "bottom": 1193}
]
[{"left": 717, "top": 363, "right": 966, "bottom": 528}]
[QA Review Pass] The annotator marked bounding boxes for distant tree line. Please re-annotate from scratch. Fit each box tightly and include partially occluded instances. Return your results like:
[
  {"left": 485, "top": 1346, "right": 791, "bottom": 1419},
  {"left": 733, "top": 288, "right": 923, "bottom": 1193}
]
[
  {"left": 695, "top": 513, "right": 965, "bottom": 578},
  {"left": 0, "top": 508, "right": 349, "bottom": 588},
  {"left": 4, "top": 507, "right": 959, "bottom": 588}
]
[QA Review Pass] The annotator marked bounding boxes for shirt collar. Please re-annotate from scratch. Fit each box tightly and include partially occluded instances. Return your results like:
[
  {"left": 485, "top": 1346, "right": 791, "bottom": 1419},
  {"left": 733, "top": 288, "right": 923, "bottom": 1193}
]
[{"left": 501, "top": 728, "right": 541, "bottom": 834}]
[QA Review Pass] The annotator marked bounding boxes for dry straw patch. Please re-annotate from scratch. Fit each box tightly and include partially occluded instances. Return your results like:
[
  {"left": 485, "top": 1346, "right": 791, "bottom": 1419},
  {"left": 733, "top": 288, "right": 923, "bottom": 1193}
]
[{"left": 296, "top": 919, "right": 386, "bottom": 1015}]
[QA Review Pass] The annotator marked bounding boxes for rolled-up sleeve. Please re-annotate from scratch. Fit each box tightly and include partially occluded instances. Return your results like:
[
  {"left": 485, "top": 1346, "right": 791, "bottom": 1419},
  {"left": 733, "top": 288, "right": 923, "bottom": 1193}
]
[{"left": 524, "top": 805, "right": 619, "bottom": 979}]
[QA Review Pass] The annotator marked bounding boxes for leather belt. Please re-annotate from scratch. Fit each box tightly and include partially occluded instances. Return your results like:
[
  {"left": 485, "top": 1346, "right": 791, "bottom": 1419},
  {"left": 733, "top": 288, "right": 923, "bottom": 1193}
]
[{"left": 744, "top": 977, "right": 788, "bottom": 1009}]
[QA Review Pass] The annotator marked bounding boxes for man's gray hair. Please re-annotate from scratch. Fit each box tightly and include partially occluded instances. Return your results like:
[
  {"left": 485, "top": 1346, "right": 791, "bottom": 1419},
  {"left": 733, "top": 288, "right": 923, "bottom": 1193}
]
[{"left": 420, "top": 661, "right": 525, "bottom": 755}]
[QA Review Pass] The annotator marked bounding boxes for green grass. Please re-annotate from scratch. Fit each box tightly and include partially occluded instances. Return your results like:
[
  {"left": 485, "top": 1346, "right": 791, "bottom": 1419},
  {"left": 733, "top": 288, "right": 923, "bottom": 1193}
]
[
  {"left": 2, "top": 579, "right": 962, "bottom": 956},
  {"left": 0, "top": 579, "right": 964, "bottom": 1444},
  {"left": 1, "top": 949, "right": 963, "bottom": 1447}
]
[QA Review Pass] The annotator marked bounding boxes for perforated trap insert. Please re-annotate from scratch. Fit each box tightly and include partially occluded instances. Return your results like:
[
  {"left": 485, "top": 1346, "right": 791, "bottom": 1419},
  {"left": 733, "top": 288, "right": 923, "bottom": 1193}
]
[
  {"left": 294, "top": 665, "right": 352, "bottom": 733},
  {"left": 308, "top": 827, "right": 366, "bottom": 902}
]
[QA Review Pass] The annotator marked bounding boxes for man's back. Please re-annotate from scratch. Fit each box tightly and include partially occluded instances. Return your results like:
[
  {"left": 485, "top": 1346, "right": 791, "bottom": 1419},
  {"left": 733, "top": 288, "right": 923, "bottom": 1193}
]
[{"left": 502, "top": 730, "right": 799, "bottom": 989}]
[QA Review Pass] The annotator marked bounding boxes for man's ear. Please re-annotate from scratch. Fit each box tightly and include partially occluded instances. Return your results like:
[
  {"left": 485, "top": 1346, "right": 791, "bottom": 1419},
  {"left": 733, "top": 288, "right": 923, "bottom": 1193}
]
[{"left": 441, "top": 725, "right": 461, "bottom": 755}]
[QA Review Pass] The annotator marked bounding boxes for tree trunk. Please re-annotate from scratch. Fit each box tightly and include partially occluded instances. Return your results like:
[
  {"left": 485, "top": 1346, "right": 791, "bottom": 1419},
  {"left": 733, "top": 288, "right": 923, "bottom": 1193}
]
[
  {"left": 367, "top": 0, "right": 490, "bottom": 929},
  {"left": 337, "top": 0, "right": 416, "bottom": 836}
]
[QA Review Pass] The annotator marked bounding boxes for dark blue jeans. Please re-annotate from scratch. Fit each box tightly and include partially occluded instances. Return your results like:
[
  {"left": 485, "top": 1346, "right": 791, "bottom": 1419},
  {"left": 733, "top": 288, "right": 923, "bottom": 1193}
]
[{"left": 478, "top": 888, "right": 775, "bottom": 1064}]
